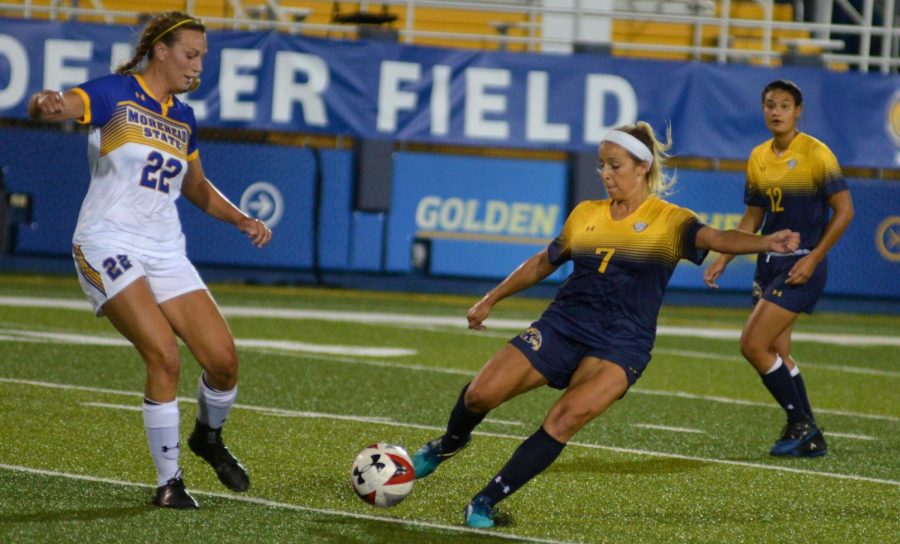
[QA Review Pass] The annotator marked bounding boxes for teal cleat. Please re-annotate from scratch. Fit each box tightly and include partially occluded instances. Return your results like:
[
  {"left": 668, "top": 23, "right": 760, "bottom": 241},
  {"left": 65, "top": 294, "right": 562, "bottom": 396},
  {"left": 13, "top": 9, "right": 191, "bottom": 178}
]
[
  {"left": 412, "top": 435, "right": 471, "bottom": 479},
  {"left": 464, "top": 496, "right": 495, "bottom": 528}
]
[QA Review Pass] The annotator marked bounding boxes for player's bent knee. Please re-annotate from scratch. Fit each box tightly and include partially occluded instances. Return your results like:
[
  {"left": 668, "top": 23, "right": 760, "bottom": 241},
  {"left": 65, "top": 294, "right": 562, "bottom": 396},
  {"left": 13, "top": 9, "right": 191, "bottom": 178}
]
[
  {"left": 544, "top": 405, "right": 593, "bottom": 442},
  {"left": 463, "top": 384, "right": 498, "bottom": 414}
]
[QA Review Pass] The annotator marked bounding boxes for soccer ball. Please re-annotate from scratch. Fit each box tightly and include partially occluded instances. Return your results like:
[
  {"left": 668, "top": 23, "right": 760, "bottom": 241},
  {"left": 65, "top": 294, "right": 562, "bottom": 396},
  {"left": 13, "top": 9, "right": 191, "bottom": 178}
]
[{"left": 350, "top": 443, "right": 415, "bottom": 507}]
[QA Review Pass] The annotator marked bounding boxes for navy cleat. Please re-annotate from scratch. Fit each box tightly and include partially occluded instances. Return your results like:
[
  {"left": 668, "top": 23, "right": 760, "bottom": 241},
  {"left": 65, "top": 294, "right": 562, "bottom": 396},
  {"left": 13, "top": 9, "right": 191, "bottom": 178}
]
[
  {"left": 770, "top": 420, "right": 820, "bottom": 456},
  {"left": 464, "top": 496, "right": 496, "bottom": 528},
  {"left": 152, "top": 472, "right": 199, "bottom": 509},
  {"left": 412, "top": 435, "right": 471, "bottom": 479},
  {"left": 188, "top": 420, "right": 250, "bottom": 492},
  {"left": 793, "top": 428, "right": 827, "bottom": 458}
]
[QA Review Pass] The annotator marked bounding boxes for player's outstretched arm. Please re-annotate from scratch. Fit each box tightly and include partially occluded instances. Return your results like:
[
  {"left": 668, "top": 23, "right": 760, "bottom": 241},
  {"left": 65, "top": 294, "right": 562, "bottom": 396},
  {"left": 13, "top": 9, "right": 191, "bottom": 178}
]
[
  {"left": 182, "top": 158, "right": 272, "bottom": 248},
  {"left": 467, "top": 248, "right": 558, "bottom": 330},
  {"left": 703, "top": 205, "right": 765, "bottom": 288},
  {"left": 696, "top": 226, "right": 799, "bottom": 256},
  {"left": 27, "top": 90, "right": 85, "bottom": 123}
]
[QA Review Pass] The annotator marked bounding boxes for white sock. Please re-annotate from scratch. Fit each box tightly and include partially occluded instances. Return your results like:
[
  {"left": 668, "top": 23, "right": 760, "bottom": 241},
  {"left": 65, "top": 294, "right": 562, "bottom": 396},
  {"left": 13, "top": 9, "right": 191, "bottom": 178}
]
[
  {"left": 789, "top": 363, "right": 800, "bottom": 377},
  {"left": 197, "top": 373, "right": 237, "bottom": 429},
  {"left": 143, "top": 399, "right": 180, "bottom": 487},
  {"left": 764, "top": 354, "right": 784, "bottom": 375}
]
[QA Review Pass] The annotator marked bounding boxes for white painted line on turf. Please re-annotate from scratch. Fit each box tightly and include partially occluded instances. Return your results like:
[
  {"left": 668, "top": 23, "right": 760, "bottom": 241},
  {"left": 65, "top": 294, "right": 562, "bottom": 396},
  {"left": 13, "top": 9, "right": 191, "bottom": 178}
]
[
  {"left": 631, "top": 423, "right": 706, "bottom": 434},
  {"left": 0, "top": 327, "right": 416, "bottom": 358},
  {"left": 2, "top": 377, "right": 897, "bottom": 487},
  {"left": 827, "top": 432, "right": 877, "bottom": 441},
  {"left": 654, "top": 348, "right": 900, "bottom": 378},
  {"left": 628, "top": 387, "right": 899, "bottom": 423},
  {"left": 243, "top": 350, "right": 900, "bottom": 424},
  {"left": 1, "top": 296, "right": 898, "bottom": 347},
  {"left": 0, "top": 464, "right": 571, "bottom": 544},
  {"left": 82, "top": 402, "right": 142, "bottom": 411},
  {"left": 83, "top": 401, "right": 524, "bottom": 429}
]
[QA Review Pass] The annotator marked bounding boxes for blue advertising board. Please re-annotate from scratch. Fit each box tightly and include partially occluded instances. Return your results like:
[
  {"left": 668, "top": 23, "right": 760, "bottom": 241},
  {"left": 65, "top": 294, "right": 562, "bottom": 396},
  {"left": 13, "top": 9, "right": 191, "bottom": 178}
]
[
  {"left": 176, "top": 141, "right": 315, "bottom": 268},
  {"left": 386, "top": 152, "right": 570, "bottom": 281}
]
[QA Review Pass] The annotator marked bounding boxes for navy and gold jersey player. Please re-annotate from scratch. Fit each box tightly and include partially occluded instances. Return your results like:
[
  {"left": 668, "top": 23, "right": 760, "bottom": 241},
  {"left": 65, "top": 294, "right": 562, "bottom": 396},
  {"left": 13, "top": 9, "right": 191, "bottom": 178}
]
[
  {"left": 704, "top": 80, "right": 854, "bottom": 460},
  {"left": 512, "top": 196, "right": 706, "bottom": 389},
  {"left": 745, "top": 131, "right": 847, "bottom": 313},
  {"left": 408, "top": 121, "right": 802, "bottom": 529}
]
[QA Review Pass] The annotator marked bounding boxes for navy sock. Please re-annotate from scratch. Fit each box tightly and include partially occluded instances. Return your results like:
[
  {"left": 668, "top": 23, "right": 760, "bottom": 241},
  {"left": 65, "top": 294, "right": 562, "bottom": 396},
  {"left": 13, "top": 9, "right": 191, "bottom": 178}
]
[
  {"left": 440, "top": 383, "right": 486, "bottom": 452},
  {"left": 791, "top": 372, "right": 814, "bottom": 421},
  {"left": 475, "top": 426, "right": 566, "bottom": 507},
  {"left": 761, "top": 360, "right": 810, "bottom": 424}
]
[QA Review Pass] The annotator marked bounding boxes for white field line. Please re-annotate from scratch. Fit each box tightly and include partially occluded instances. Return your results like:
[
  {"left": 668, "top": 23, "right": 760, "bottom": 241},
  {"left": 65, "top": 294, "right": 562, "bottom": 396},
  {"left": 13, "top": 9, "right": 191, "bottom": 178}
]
[
  {"left": 217, "top": 347, "right": 900, "bottom": 424},
  {"left": 827, "top": 432, "right": 877, "bottom": 441},
  {"left": 654, "top": 348, "right": 900, "bottom": 378},
  {"left": 0, "top": 327, "right": 416, "bottom": 358},
  {"left": 84, "top": 401, "right": 524, "bottom": 430},
  {"left": 2, "top": 377, "right": 897, "bottom": 487},
  {"left": 1, "top": 296, "right": 898, "bottom": 347},
  {"left": 0, "top": 464, "right": 570, "bottom": 544},
  {"left": 631, "top": 424, "right": 705, "bottom": 434},
  {"left": 2, "top": 327, "right": 896, "bottom": 424}
]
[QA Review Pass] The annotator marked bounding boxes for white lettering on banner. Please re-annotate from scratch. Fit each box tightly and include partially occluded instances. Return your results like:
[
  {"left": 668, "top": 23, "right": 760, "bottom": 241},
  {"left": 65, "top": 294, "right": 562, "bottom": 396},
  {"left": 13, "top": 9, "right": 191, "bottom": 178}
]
[
  {"left": 220, "top": 48, "right": 262, "bottom": 121},
  {"left": 0, "top": 35, "right": 28, "bottom": 108},
  {"left": 109, "top": 42, "right": 132, "bottom": 73},
  {"left": 416, "top": 196, "right": 559, "bottom": 237},
  {"left": 431, "top": 65, "right": 451, "bottom": 136},
  {"left": 0, "top": 33, "right": 641, "bottom": 147},
  {"left": 377, "top": 61, "right": 420, "bottom": 132},
  {"left": 44, "top": 39, "right": 91, "bottom": 91},
  {"left": 272, "top": 51, "right": 329, "bottom": 125},
  {"left": 526, "top": 71, "right": 570, "bottom": 143},
  {"left": 584, "top": 74, "right": 638, "bottom": 142},
  {"left": 465, "top": 67, "right": 510, "bottom": 140}
]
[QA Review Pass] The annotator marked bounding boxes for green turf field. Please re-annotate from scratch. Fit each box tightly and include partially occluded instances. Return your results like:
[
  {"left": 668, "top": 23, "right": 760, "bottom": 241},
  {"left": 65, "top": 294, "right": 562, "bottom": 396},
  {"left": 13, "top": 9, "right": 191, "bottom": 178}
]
[{"left": 0, "top": 274, "right": 897, "bottom": 543}]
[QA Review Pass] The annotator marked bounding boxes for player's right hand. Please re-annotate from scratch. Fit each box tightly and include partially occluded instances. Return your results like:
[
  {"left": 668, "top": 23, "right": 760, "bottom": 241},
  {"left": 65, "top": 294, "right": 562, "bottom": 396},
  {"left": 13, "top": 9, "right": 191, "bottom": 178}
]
[
  {"left": 466, "top": 298, "right": 492, "bottom": 330},
  {"left": 36, "top": 91, "right": 67, "bottom": 117},
  {"left": 766, "top": 229, "right": 801, "bottom": 254}
]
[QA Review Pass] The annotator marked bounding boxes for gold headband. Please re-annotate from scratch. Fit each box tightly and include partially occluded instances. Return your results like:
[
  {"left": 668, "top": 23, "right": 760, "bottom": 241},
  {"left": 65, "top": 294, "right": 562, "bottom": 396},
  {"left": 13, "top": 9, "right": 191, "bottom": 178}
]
[{"left": 151, "top": 18, "right": 201, "bottom": 44}]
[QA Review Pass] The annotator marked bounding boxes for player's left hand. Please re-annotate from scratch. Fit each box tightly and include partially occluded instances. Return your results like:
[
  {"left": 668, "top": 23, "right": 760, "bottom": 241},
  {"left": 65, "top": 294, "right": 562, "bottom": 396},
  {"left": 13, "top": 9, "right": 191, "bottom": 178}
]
[
  {"left": 238, "top": 217, "right": 272, "bottom": 247},
  {"left": 786, "top": 254, "right": 817, "bottom": 285},
  {"left": 765, "top": 229, "right": 800, "bottom": 254}
]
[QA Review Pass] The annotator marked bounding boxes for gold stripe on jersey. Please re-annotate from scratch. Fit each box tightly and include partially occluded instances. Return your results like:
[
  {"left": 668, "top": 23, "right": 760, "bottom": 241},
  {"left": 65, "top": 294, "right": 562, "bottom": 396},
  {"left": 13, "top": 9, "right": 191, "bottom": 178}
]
[
  {"left": 134, "top": 74, "right": 174, "bottom": 117},
  {"left": 748, "top": 133, "right": 843, "bottom": 196},
  {"left": 71, "top": 87, "right": 92, "bottom": 125},
  {"left": 99, "top": 101, "right": 191, "bottom": 159},
  {"left": 73, "top": 245, "right": 105, "bottom": 295},
  {"left": 561, "top": 197, "right": 696, "bottom": 268}
]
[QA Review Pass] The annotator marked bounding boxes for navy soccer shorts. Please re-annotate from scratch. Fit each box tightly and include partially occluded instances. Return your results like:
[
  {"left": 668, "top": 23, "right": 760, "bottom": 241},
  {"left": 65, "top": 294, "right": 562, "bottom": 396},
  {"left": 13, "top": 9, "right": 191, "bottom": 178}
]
[
  {"left": 753, "top": 253, "right": 827, "bottom": 314},
  {"left": 509, "top": 317, "right": 650, "bottom": 390}
]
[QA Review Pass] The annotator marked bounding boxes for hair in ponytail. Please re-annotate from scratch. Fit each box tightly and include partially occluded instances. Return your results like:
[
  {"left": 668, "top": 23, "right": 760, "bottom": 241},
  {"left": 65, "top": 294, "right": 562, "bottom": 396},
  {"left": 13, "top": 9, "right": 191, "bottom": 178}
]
[
  {"left": 615, "top": 121, "right": 676, "bottom": 196},
  {"left": 115, "top": 12, "right": 205, "bottom": 75}
]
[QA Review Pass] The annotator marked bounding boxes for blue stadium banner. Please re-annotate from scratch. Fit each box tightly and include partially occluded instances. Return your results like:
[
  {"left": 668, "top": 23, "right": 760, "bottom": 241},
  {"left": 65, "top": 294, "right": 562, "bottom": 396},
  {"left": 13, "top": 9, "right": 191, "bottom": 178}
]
[{"left": 1, "top": 18, "right": 899, "bottom": 168}]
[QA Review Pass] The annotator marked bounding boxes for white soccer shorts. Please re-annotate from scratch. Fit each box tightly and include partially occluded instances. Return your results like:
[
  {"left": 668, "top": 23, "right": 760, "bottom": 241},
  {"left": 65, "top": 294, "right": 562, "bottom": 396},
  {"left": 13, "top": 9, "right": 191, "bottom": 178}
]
[{"left": 73, "top": 243, "right": 207, "bottom": 316}]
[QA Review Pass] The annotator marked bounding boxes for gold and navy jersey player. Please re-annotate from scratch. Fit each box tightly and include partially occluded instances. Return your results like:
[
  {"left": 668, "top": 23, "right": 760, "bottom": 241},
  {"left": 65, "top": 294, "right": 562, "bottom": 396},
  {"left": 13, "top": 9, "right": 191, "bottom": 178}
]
[
  {"left": 542, "top": 196, "right": 708, "bottom": 354},
  {"left": 745, "top": 132, "right": 848, "bottom": 250},
  {"left": 70, "top": 73, "right": 199, "bottom": 253}
]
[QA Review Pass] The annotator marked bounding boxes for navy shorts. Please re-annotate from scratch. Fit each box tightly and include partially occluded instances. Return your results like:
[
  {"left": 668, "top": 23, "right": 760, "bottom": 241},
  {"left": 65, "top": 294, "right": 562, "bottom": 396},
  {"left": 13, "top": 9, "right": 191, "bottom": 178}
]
[
  {"left": 753, "top": 254, "right": 827, "bottom": 314},
  {"left": 508, "top": 318, "right": 650, "bottom": 390}
]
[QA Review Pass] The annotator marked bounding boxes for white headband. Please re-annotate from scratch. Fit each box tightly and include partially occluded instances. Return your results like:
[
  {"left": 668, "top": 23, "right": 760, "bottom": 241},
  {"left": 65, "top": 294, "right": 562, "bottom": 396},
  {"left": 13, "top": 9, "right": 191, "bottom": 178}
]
[{"left": 601, "top": 130, "right": 654, "bottom": 165}]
